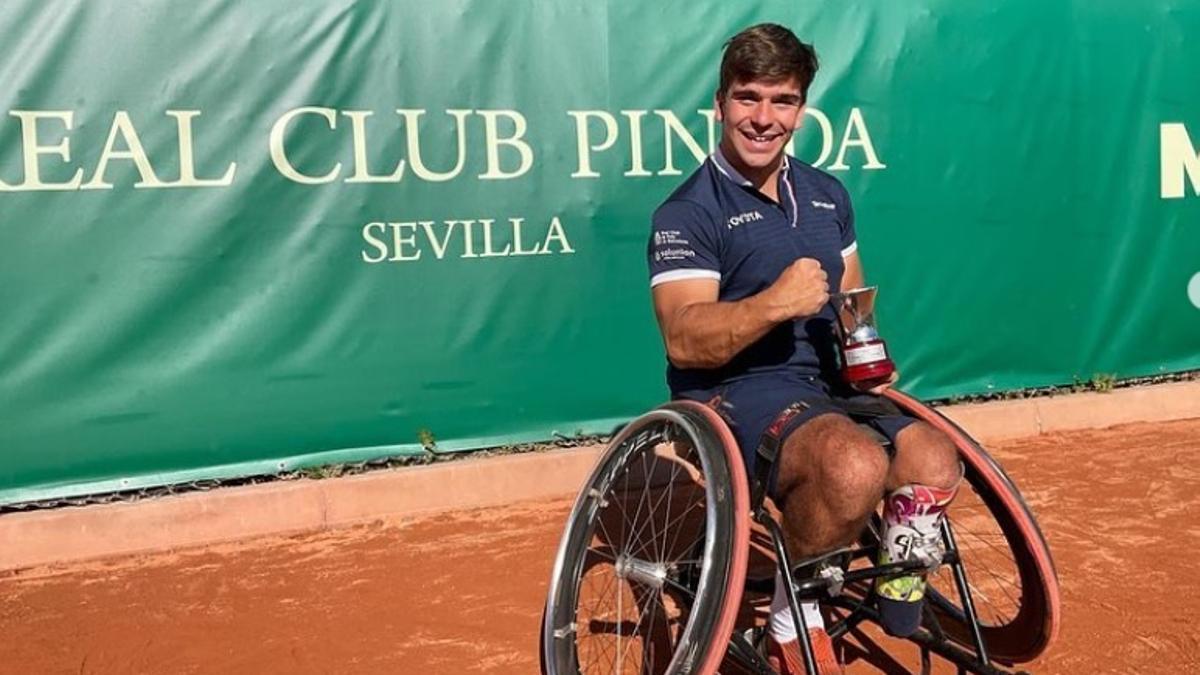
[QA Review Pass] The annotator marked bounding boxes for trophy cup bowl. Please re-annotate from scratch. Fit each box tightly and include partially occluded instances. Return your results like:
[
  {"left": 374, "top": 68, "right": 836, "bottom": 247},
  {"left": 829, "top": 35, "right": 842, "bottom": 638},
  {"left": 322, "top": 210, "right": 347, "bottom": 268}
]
[{"left": 832, "top": 286, "right": 895, "bottom": 389}]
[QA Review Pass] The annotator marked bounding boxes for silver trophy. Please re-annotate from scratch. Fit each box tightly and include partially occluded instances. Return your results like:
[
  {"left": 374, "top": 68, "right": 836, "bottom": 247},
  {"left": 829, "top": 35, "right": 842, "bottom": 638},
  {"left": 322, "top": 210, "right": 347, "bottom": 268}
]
[{"left": 832, "top": 286, "right": 895, "bottom": 387}]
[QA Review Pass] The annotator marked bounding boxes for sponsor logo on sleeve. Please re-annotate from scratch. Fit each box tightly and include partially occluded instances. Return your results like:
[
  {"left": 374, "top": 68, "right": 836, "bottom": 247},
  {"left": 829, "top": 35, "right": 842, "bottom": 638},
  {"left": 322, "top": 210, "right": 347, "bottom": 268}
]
[{"left": 652, "top": 229, "right": 698, "bottom": 261}]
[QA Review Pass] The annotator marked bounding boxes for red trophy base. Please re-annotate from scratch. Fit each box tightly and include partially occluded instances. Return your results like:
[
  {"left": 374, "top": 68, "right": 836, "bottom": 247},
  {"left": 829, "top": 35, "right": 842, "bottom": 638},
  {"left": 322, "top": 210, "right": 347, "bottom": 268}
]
[{"left": 841, "top": 339, "right": 896, "bottom": 390}]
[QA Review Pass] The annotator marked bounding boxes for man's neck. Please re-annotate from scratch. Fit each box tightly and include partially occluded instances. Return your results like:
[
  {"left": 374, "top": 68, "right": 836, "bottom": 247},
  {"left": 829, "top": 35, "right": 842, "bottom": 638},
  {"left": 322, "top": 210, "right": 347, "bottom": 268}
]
[{"left": 717, "top": 141, "right": 784, "bottom": 202}]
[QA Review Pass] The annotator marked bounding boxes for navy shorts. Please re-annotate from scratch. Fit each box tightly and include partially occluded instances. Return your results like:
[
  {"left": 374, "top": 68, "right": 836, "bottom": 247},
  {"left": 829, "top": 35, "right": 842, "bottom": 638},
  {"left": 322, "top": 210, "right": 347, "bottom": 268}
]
[{"left": 676, "top": 373, "right": 917, "bottom": 490}]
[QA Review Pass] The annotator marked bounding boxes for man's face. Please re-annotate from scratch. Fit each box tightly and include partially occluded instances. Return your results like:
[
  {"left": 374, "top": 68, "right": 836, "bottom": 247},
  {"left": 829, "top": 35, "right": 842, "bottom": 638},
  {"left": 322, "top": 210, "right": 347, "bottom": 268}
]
[{"left": 715, "top": 77, "right": 805, "bottom": 172}]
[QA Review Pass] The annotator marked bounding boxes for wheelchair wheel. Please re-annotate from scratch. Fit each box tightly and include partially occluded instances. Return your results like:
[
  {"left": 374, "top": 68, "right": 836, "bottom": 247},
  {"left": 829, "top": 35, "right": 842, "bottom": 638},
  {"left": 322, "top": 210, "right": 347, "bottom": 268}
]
[
  {"left": 542, "top": 401, "right": 751, "bottom": 675},
  {"left": 884, "top": 390, "right": 1062, "bottom": 664}
]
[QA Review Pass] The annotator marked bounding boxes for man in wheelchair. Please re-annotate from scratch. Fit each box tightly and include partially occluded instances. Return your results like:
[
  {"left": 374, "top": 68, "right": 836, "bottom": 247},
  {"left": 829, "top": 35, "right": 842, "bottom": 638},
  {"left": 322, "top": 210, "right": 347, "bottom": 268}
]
[{"left": 647, "top": 23, "right": 962, "bottom": 673}]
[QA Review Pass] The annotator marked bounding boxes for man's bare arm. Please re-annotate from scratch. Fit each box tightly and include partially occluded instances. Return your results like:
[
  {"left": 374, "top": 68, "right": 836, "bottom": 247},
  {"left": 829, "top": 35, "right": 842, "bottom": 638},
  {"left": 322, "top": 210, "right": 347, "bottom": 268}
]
[
  {"left": 652, "top": 280, "right": 780, "bottom": 369},
  {"left": 652, "top": 257, "right": 830, "bottom": 369}
]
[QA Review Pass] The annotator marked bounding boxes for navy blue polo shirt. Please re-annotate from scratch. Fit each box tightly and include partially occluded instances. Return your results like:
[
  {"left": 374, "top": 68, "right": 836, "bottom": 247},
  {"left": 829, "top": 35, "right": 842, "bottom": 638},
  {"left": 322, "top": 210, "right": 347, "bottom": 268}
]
[{"left": 648, "top": 147, "right": 858, "bottom": 395}]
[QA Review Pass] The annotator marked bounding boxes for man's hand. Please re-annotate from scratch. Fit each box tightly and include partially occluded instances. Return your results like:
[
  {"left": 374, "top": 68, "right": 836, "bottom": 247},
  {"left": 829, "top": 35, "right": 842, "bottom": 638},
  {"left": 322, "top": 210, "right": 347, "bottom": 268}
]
[
  {"left": 857, "top": 370, "right": 900, "bottom": 395},
  {"left": 760, "top": 257, "right": 829, "bottom": 321}
]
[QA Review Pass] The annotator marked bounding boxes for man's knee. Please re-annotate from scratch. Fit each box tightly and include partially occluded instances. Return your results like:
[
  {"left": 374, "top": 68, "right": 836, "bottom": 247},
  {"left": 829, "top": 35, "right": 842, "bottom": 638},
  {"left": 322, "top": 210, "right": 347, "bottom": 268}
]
[
  {"left": 893, "top": 421, "right": 961, "bottom": 489},
  {"left": 817, "top": 433, "right": 890, "bottom": 514},
  {"left": 780, "top": 414, "right": 888, "bottom": 514}
]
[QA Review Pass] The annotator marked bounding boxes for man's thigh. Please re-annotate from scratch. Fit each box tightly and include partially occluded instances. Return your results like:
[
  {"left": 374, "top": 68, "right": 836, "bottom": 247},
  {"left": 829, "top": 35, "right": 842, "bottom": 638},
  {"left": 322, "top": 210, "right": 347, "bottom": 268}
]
[
  {"left": 823, "top": 388, "right": 959, "bottom": 488},
  {"left": 680, "top": 374, "right": 845, "bottom": 480},
  {"left": 679, "top": 376, "right": 943, "bottom": 493}
]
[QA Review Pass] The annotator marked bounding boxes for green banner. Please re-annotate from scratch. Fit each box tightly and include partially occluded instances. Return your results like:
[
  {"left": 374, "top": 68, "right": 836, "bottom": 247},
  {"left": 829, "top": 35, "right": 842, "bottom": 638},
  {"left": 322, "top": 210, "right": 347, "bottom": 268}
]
[{"left": 2, "top": 1, "right": 1198, "bottom": 504}]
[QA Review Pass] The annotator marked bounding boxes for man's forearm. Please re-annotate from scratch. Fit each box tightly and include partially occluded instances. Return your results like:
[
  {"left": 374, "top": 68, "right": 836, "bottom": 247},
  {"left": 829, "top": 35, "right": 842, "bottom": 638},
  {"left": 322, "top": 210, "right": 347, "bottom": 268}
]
[{"left": 664, "top": 293, "right": 786, "bottom": 369}]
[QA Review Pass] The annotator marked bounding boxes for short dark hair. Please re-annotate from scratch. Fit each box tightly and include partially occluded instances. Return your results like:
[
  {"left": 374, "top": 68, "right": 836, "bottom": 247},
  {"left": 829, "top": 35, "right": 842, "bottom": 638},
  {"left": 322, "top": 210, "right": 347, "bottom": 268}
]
[{"left": 718, "top": 23, "right": 819, "bottom": 103}]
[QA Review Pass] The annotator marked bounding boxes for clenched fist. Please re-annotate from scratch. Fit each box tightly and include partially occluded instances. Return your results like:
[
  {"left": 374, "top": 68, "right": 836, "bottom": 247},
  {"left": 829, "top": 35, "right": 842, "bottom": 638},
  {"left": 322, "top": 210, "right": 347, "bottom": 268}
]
[{"left": 761, "top": 258, "right": 830, "bottom": 320}]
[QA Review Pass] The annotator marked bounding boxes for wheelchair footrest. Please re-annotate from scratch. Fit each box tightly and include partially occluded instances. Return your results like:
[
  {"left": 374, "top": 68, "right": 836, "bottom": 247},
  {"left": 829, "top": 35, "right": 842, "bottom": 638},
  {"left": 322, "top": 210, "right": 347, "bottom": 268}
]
[{"left": 788, "top": 547, "right": 855, "bottom": 598}]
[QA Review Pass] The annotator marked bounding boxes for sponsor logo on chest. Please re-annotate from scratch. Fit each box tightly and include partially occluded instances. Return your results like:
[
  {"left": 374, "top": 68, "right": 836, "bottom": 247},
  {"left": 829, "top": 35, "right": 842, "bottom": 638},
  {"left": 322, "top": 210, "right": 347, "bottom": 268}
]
[{"left": 727, "top": 210, "right": 764, "bottom": 229}]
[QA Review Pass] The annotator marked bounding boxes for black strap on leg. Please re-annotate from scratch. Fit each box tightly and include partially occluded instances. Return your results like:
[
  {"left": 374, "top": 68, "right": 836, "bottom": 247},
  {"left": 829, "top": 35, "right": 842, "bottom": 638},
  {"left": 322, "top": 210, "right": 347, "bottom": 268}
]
[{"left": 750, "top": 401, "right": 810, "bottom": 517}]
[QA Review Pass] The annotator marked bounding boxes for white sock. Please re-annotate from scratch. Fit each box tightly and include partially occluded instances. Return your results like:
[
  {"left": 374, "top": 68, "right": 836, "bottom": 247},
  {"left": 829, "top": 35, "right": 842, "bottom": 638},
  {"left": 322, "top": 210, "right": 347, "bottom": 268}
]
[{"left": 769, "top": 568, "right": 824, "bottom": 642}]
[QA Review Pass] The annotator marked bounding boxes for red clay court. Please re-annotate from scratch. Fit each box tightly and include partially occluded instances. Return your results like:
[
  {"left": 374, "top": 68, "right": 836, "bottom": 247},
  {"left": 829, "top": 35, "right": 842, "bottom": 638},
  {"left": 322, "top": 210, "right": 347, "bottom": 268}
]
[{"left": 2, "top": 418, "right": 1198, "bottom": 674}]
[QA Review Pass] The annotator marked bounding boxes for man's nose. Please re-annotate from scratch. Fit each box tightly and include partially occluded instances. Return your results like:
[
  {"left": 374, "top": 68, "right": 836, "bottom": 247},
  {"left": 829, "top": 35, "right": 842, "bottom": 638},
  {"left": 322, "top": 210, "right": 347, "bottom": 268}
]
[{"left": 751, "top": 101, "right": 773, "bottom": 127}]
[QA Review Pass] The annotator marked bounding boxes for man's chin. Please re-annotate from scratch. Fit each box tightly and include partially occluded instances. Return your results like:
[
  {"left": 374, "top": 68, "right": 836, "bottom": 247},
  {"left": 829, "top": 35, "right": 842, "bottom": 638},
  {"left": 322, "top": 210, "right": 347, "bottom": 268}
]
[{"left": 734, "top": 147, "right": 783, "bottom": 168}]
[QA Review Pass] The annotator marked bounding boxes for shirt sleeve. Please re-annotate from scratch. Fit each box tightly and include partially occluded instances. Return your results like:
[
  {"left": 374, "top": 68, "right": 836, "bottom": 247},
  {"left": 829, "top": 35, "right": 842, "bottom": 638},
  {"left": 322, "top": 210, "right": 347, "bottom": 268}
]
[
  {"left": 648, "top": 200, "right": 723, "bottom": 287},
  {"left": 835, "top": 182, "right": 858, "bottom": 257}
]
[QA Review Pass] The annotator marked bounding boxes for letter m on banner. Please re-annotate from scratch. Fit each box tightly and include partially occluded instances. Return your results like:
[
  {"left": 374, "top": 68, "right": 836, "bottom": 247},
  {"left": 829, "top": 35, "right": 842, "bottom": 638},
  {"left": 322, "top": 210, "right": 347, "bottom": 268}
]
[{"left": 1161, "top": 123, "right": 1200, "bottom": 199}]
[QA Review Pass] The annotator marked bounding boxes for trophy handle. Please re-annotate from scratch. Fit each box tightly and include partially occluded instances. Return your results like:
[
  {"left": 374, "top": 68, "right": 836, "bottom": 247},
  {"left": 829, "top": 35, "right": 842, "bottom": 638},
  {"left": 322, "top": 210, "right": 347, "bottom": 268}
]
[{"left": 829, "top": 292, "right": 854, "bottom": 337}]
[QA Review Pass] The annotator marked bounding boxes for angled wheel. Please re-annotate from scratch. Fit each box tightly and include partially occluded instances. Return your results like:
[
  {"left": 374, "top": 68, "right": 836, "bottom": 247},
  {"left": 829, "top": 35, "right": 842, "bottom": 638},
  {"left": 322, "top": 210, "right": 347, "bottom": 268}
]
[
  {"left": 884, "top": 390, "right": 1062, "bottom": 664},
  {"left": 542, "top": 401, "right": 751, "bottom": 675}
]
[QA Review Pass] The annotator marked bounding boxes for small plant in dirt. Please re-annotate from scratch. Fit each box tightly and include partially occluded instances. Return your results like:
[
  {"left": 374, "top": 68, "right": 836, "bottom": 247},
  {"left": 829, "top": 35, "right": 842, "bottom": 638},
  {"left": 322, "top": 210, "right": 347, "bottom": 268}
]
[
  {"left": 1091, "top": 373, "right": 1117, "bottom": 393},
  {"left": 417, "top": 428, "right": 437, "bottom": 452},
  {"left": 299, "top": 465, "right": 344, "bottom": 480}
]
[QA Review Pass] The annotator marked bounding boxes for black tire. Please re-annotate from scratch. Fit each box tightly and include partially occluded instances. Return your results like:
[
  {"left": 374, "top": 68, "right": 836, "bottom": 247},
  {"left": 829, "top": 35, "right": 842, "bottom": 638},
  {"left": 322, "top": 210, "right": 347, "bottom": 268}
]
[
  {"left": 541, "top": 401, "right": 752, "bottom": 675},
  {"left": 885, "top": 390, "right": 1062, "bottom": 664}
]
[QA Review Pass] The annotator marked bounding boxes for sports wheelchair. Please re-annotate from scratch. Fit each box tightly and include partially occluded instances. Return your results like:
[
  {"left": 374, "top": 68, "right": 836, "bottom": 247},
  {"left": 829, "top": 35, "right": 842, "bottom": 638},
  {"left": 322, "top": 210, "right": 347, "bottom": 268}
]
[{"left": 541, "top": 389, "right": 1060, "bottom": 674}]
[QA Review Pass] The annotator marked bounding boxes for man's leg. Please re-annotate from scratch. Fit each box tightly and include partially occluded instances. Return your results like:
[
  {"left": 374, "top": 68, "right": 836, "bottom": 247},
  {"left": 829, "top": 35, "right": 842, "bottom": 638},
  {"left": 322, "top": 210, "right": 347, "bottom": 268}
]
[
  {"left": 767, "top": 412, "right": 890, "bottom": 674},
  {"left": 875, "top": 420, "right": 962, "bottom": 635},
  {"left": 887, "top": 421, "right": 961, "bottom": 491},
  {"left": 774, "top": 413, "right": 891, "bottom": 556}
]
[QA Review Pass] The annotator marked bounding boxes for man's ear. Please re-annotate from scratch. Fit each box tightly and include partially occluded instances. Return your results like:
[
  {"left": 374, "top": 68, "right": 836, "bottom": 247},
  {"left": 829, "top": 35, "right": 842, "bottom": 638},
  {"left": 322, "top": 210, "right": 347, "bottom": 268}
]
[
  {"left": 713, "top": 90, "right": 724, "bottom": 122},
  {"left": 795, "top": 103, "right": 806, "bottom": 129}
]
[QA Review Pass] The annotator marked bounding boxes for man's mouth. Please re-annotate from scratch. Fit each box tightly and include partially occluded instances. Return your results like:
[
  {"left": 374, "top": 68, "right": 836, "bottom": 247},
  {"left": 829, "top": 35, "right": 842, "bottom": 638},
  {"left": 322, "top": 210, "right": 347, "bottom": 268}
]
[{"left": 741, "top": 130, "right": 782, "bottom": 147}]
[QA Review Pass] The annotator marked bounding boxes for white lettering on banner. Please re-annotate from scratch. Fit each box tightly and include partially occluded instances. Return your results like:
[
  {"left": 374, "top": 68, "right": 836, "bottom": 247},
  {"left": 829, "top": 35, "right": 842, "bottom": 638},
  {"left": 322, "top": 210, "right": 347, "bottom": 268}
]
[
  {"left": 829, "top": 108, "right": 887, "bottom": 170},
  {"left": 0, "top": 110, "right": 235, "bottom": 192},
  {"left": 270, "top": 108, "right": 528, "bottom": 184},
  {"left": 568, "top": 111, "right": 619, "bottom": 178},
  {"left": 0, "top": 105, "right": 883, "bottom": 190},
  {"left": 166, "top": 111, "right": 238, "bottom": 187},
  {"left": 699, "top": 109, "right": 719, "bottom": 156},
  {"left": 620, "top": 110, "right": 652, "bottom": 177},
  {"left": 478, "top": 110, "right": 534, "bottom": 180},
  {"left": 566, "top": 106, "right": 885, "bottom": 178},
  {"left": 0, "top": 111, "right": 83, "bottom": 191},
  {"left": 342, "top": 110, "right": 406, "bottom": 183},
  {"left": 396, "top": 109, "right": 472, "bottom": 182},
  {"left": 1161, "top": 123, "right": 1200, "bottom": 199},
  {"left": 269, "top": 107, "right": 342, "bottom": 184},
  {"left": 656, "top": 110, "right": 708, "bottom": 176},
  {"left": 1189, "top": 272, "right": 1200, "bottom": 309},
  {"left": 361, "top": 216, "right": 574, "bottom": 263},
  {"left": 390, "top": 222, "right": 422, "bottom": 261},
  {"left": 85, "top": 112, "right": 179, "bottom": 189},
  {"left": 797, "top": 108, "right": 834, "bottom": 167}
]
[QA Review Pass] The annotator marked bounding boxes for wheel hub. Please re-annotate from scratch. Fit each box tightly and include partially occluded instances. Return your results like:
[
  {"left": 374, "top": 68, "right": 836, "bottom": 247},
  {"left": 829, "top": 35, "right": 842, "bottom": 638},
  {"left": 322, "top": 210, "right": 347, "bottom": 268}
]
[{"left": 615, "top": 555, "right": 668, "bottom": 589}]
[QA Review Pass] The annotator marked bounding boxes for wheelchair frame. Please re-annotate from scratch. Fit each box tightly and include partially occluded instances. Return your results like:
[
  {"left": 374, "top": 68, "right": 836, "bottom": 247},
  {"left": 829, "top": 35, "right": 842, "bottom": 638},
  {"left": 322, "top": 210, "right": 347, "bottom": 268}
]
[{"left": 542, "top": 390, "right": 1061, "bottom": 675}]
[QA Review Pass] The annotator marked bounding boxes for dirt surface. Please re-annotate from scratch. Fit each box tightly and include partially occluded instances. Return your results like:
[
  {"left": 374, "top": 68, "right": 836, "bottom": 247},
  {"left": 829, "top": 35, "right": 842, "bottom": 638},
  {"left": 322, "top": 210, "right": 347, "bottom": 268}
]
[{"left": 2, "top": 418, "right": 1199, "bottom": 674}]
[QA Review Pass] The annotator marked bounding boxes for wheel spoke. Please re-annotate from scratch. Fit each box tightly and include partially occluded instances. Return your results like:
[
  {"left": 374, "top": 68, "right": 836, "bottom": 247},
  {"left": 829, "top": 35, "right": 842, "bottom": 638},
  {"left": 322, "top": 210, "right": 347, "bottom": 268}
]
[{"left": 549, "top": 408, "right": 748, "bottom": 675}]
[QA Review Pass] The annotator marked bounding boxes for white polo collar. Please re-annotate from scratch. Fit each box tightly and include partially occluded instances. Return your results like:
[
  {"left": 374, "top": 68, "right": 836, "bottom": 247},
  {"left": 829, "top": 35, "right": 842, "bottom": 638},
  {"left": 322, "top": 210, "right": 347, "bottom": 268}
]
[{"left": 712, "top": 146, "right": 797, "bottom": 227}]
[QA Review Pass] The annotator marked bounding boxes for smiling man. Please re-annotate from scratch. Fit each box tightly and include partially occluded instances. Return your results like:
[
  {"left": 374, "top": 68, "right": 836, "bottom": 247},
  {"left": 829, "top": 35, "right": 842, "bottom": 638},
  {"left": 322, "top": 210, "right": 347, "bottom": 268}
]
[{"left": 647, "top": 24, "right": 963, "bottom": 674}]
